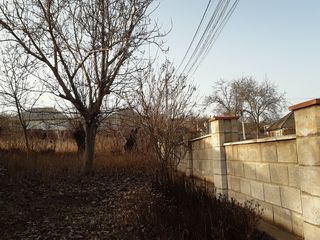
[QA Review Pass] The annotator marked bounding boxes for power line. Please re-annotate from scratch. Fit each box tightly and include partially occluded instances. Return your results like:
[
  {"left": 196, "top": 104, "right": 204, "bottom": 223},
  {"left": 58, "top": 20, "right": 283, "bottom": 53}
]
[
  {"left": 183, "top": 0, "right": 228, "bottom": 76},
  {"left": 192, "top": 0, "right": 240, "bottom": 76},
  {"left": 177, "top": 0, "right": 240, "bottom": 78},
  {"left": 176, "top": 0, "right": 213, "bottom": 73}
]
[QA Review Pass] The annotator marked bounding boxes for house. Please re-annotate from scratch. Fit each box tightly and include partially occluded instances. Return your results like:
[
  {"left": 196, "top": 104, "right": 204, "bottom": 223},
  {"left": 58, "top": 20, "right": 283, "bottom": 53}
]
[
  {"left": 266, "top": 112, "right": 295, "bottom": 137},
  {"left": 20, "top": 107, "right": 72, "bottom": 139},
  {"left": 22, "top": 107, "right": 70, "bottom": 131}
]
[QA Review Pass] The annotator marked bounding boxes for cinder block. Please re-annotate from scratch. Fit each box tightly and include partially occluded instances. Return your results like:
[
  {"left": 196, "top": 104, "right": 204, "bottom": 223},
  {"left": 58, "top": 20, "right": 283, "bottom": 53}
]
[
  {"left": 288, "top": 165, "right": 300, "bottom": 188},
  {"left": 224, "top": 133, "right": 233, "bottom": 143},
  {"left": 251, "top": 181, "right": 264, "bottom": 200},
  {"left": 231, "top": 133, "right": 239, "bottom": 142},
  {"left": 300, "top": 166, "right": 320, "bottom": 196},
  {"left": 240, "top": 178, "right": 251, "bottom": 195},
  {"left": 264, "top": 183, "right": 281, "bottom": 206},
  {"left": 256, "top": 164, "right": 270, "bottom": 182},
  {"left": 213, "top": 174, "right": 228, "bottom": 189},
  {"left": 225, "top": 146, "right": 233, "bottom": 161},
  {"left": 280, "top": 186, "right": 302, "bottom": 213},
  {"left": 211, "top": 133, "right": 224, "bottom": 146},
  {"left": 297, "top": 136, "right": 320, "bottom": 166},
  {"left": 204, "top": 174, "right": 214, "bottom": 183},
  {"left": 294, "top": 105, "right": 320, "bottom": 137},
  {"left": 276, "top": 140, "right": 298, "bottom": 163},
  {"left": 198, "top": 160, "right": 204, "bottom": 171},
  {"left": 210, "top": 120, "right": 223, "bottom": 134},
  {"left": 258, "top": 200, "right": 273, "bottom": 222},
  {"left": 203, "top": 160, "right": 213, "bottom": 175},
  {"left": 244, "top": 163, "right": 256, "bottom": 179},
  {"left": 223, "top": 120, "right": 231, "bottom": 132},
  {"left": 226, "top": 161, "right": 234, "bottom": 175},
  {"left": 212, "top": 146, "right": 225, "bottom": 161},
  {"left": 270, "top": 164, "right": 289, "bottom": 185},
  {"left": 292, "top": 212, "right": 304, "bottom": 237},
  {"left": 193, "top": 150, "right": 200, "bottom": 160},
  {"left": 261, "top": 142, "right": 277, "bottom": 162},
  {"left": 200, "top": 140, "right": 205, "bottom": 149},
  {"left": 207, "top": 149, "right": 214, "bottom": 160},
  {"left": 192, "top": 141, "right": 199, "bottom": 150},
  {"left": 200, "top": 149, "right": 208, "bottom": 160},
  {"left": 216, "top": 188, "right": 228, "bottom": 197},
  {"left": 238, "top": 145, "right": 248, "bottom": 161},
  {"left": 235, "top": 191, "right": 248, "bottom": 204},
  {"left": 228, "top": 189, "right": 236, "bottom": 200},
  {"left": 213, "top": 160, "right": 227, "bottom": 175},
  {"left": 301, "top": 194, "right": 320, "bottom": 225},
  {"left": 204, "top": 136, "right": 212, "bottom": 147},
  {"left": 303, "top": 221, "right": 320, "bottom": 240},
  {"left": 232, "top": 145, "right": 239, "bottom": 160},
  {"left": 230, "top": 176, "right": 241, "bottom": 192},
  {"left": 273, "top": 205, "right": 292, "bottom": 231},
  {"left": 231, "top": 119, "right": 239, "bottom": 133},
  {"left": 247, "top": 144, "right": 261, "bottom": 162},
  {"left": 233, "top": 161, "right": 244, "bottom": 177}
]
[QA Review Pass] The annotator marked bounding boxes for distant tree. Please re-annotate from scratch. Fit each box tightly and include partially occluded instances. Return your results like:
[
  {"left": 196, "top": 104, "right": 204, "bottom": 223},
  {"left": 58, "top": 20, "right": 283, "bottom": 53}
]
[
  {"left": 0, "top": 0, "right": 165, "bottom": 174},
  {"left": 0, "top": 45, "right": 42, "bottom": 154},
  {"left": 240, "top": 78, "right": 286, "bottom": 137},
  {"left": 205, "top": 77, "right": 286, "bottom": 138},
  {"left": 127, "top": 61, "right": 197, "bottom": 169},
  {"left": 204, "top": 79, "right": 244, "bottom": 116}
]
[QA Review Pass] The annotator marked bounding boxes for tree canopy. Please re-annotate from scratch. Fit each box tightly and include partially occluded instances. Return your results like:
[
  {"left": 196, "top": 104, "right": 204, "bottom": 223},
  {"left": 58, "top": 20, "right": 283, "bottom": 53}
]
[
  {"left": 205, "top": 77, "right": 286, "bottom": 137},
  {"left": 0, "top": 0, "right": 165, "bottom": 173}
]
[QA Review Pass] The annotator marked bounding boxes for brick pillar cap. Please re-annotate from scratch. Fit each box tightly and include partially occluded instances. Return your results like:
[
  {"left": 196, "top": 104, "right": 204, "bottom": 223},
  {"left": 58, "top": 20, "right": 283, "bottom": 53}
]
[
  {"left": 288, "top": 98, "right": 320, "bottom": 111},
  {"left": 209, "top": 116, "right": 239, "bottom": 122}
]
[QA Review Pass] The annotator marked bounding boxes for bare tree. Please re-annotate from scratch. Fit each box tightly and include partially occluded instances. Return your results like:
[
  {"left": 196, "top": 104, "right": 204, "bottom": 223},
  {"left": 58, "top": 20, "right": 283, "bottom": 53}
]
[
  {"left": 204, "top": 79, "right": 244, "bottom": 116},
  {"left": 240, "top": 77, "right": 286, "bottom": 137},
  {"left": 205, "top": 77, "right": 286, "bottom": 138},
  {"left": 0, "top": 45, "right": 42, "bottom": 154},
  {"left": 128, "top": 61, "right": 197, "bottom": 169},
  {"left": 0, "top": 0, "right": 165, "bottom": 174}
]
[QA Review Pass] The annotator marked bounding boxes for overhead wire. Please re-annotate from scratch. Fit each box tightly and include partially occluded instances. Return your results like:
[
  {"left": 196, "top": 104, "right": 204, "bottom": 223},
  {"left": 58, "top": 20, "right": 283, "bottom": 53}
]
[
  {"left": 183, "top": 0, "right": 229, "bottom": 77},
  {"left": 176, "top": 0, "right": 240, "bottom": 79},
  {"left": 175, "top": 0, "right": 213, "bottom": 73},
  {"left": 180, "top": 0, "right": 225, "bottom": 76},
  {"left": 191, "top": 0, "right": 240, "bottom": 76}
]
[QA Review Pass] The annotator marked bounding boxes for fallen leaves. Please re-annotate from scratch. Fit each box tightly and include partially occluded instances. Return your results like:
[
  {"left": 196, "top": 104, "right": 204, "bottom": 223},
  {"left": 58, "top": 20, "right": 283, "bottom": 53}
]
[{"left": 0, "top": 167, "right": 153, "bottom": 239}]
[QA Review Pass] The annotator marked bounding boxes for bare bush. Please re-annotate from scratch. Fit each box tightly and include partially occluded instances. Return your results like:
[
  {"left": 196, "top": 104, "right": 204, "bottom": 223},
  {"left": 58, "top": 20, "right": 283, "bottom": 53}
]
[{"left": 127, "top": 61, "right": 197, "bottom": 169}]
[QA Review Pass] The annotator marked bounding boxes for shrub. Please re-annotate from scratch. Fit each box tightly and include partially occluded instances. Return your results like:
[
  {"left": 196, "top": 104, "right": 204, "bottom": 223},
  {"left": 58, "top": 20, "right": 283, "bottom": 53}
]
[{"left": 142, "top": 169, "right": 266, "bottom": 240}]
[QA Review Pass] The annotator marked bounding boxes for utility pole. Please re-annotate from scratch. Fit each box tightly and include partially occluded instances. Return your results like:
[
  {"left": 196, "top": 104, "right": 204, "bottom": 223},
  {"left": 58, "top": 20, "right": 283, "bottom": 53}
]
[{"left": 241, "top": 110, "right": 246, "bottom": 140}]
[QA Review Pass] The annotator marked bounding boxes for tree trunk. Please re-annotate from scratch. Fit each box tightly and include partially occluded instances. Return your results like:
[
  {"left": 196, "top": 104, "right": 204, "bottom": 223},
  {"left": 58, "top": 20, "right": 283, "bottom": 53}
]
[
  {"left": 22, "top": 126, "right": 31, "bottom": 156},
  {"left": 81, "top": 121, "right": 97, "bottom": 175},
  {"left": 256, "top": 121, "right": 260, "bottom": 138}
]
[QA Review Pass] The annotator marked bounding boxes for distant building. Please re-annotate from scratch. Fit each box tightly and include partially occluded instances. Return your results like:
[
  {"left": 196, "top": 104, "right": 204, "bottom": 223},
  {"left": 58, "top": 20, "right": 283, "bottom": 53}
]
[
  {"left": 266, "top": 112, "right": 295, "bottom": 137},
  {"left": 22, "top": 107, "right": 70, "bottom": 131}
]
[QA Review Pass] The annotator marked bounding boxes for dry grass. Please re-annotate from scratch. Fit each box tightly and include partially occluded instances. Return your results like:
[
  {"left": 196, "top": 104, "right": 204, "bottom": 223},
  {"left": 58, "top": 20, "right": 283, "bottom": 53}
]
[
  {"left": 0, "top": 135, "right": 156, "bottom": 181},
  {"left": 0, "top": 135, "right": 270, "bottom": 239}
]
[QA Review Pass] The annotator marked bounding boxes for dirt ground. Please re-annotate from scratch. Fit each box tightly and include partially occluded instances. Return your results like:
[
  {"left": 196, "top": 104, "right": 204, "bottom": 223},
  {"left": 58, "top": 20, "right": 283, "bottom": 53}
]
[{"left": 0, "top": 167, "right": 153, "bottom": 240}]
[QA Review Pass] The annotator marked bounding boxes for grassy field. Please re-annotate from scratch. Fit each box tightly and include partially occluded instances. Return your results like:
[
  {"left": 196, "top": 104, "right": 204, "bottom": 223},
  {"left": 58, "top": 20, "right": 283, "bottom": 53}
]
[{"left": 0, "top": 135, "right": 271, "bottom": 239}]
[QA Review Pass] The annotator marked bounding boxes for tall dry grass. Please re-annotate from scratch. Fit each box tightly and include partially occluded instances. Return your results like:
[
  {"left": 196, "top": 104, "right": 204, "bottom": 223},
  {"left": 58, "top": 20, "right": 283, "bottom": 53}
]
[{"left": 0, "top": 134, "right": 156, "bottom": 181}]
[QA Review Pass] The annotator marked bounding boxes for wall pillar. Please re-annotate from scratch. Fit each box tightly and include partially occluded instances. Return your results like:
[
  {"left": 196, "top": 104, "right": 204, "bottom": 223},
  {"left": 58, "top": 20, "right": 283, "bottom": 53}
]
[
  {"left": 209, "top": 116, "right": 239, "bottom": 195},
  {"left": 290, "top": 99, "right": 320, "bottom": 240}
]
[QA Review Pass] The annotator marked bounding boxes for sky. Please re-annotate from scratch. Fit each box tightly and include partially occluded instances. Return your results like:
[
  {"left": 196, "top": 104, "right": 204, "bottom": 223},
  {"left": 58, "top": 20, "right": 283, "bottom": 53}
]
[{"left": 154, "top": 0, "right": 320, "bottom": 108}]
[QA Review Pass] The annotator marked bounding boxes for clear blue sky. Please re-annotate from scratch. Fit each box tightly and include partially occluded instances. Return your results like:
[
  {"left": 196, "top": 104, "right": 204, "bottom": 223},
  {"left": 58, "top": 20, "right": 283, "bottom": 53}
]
[{"left": 154, "top": 0, "right": 320, "bottom": 107}]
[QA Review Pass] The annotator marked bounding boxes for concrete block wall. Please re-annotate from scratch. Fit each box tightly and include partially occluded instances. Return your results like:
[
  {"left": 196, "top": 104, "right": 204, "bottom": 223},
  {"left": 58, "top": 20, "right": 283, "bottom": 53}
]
[
  {"left": 177, "top": 99, "right": 320, "bottom": 239},
  {"left": 178, "top": 116, "right": 239, "bottom": 195},
  {"left": 225, "top": 136, "right": 304, "bottom": 237},
  {"left": 289, "top": 99, "right": 320, "bottom": 240}
]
